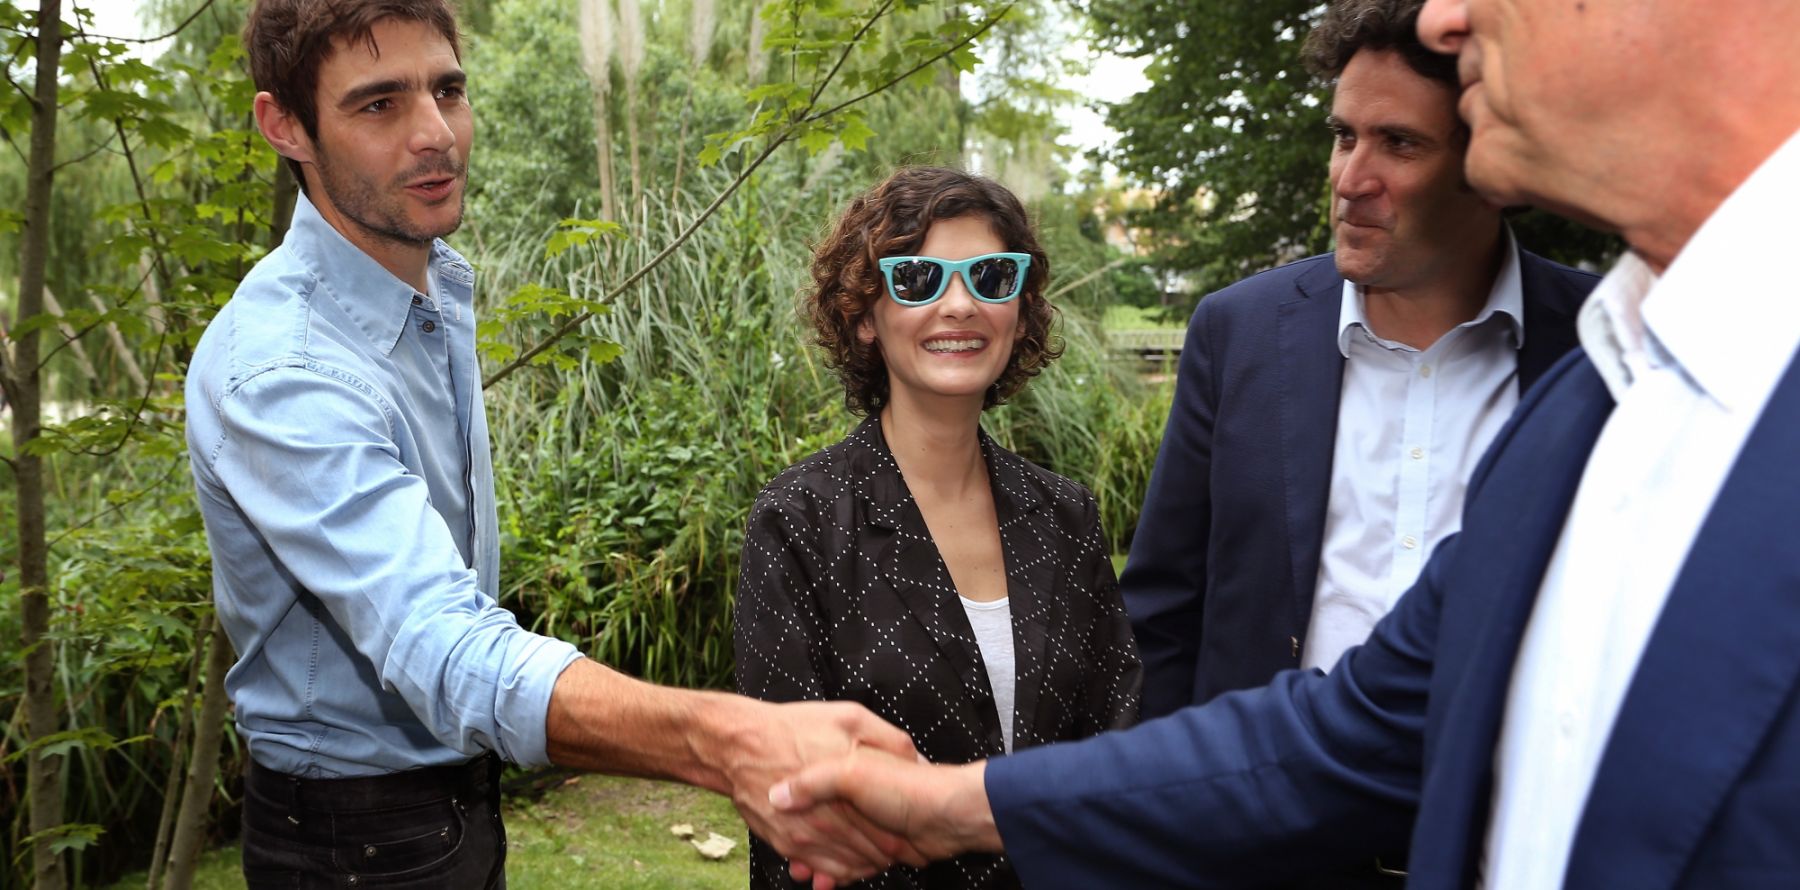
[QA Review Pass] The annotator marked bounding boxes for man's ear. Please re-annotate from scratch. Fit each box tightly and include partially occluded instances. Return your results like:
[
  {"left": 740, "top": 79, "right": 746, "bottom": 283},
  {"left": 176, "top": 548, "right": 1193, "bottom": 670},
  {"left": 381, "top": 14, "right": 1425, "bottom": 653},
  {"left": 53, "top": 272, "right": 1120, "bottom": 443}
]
[{"left": 254, "top": 92, "right": 316, "bottom": 166}]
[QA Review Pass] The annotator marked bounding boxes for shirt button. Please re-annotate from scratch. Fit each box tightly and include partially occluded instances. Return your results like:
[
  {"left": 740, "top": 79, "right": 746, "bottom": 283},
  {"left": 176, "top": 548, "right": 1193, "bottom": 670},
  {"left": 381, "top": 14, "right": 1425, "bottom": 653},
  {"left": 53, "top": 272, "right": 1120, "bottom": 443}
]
[
  {"left": 1410, "top": 446, "right": 1424, "bottom": 460},
  {"left": 1419, "top": 364, "right": 1433, "bottom": 379},
  {"left": 411, "top": 294, "right": 422, "bottom": 305},
  {"left": 1559, "top": 711, "right": 1576, "bottom": 737},
  {"left": 422, "top": 320, "right": 437, "bottom": 333},
  {"left": 1401, "top": 535, "right": 1418, "bottom": 550}
]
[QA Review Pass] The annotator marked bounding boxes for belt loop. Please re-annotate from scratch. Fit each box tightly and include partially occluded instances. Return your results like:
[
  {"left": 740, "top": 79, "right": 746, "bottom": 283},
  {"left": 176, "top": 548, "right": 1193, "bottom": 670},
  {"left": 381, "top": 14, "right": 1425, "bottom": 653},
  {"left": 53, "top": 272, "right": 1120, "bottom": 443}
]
[{"left": 287, "top": 775, "right": 303, "bottom": 826}]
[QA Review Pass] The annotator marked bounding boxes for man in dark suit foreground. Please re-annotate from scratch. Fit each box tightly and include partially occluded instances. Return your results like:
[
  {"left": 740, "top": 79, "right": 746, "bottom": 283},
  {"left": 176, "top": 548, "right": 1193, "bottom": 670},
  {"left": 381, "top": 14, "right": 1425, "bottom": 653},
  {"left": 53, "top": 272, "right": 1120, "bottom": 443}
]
[
  {"left": 1123, "top": 0, "right": 1595, "bottom": 721},
  {"left": 768, "top": 0, "right": 1800, "bottom": 886}
]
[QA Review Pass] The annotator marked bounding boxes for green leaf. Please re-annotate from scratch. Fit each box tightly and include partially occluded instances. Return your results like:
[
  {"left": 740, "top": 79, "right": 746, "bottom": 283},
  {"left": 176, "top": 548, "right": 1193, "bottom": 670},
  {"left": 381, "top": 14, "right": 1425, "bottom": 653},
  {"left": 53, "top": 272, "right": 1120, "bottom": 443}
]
[
  {"left": 3, "top": 727, "right": 117, "bottom": 764},
  {"left": 796, "top": 126, "right": 835, "bottom": 155},
  {"left": 14, "top": 824, "right": 105, "bottom": 865},
  {"left": 838, "top": 113, "right": 876, "bottom": 153},
  {"left": 545, "top": 218, "right": 625, "bottom": 259},
  {"left": 586, "top": 339, "right": 623, "bottom": 365}
]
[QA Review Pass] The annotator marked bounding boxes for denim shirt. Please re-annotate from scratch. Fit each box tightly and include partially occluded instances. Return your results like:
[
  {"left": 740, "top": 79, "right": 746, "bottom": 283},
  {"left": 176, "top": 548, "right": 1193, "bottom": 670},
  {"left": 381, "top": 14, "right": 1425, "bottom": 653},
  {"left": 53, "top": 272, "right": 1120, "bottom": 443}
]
[{"left": 186, "top": 193, "right": 580, "bottom": 777}]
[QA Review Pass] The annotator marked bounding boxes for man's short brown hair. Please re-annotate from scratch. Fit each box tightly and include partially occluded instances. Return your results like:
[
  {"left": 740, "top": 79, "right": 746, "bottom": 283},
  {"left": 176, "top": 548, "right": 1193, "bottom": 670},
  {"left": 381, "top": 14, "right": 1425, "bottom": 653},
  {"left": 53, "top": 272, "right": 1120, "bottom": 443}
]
[
  {"left": 243, "top": 0, "right": 462, "bottom": 185},
  {"left": 1301, "top": 0, "right": 1458, "bottom": 87},
  {"left": 805, "top": 167, "right": 1060, "bottom": 417}
]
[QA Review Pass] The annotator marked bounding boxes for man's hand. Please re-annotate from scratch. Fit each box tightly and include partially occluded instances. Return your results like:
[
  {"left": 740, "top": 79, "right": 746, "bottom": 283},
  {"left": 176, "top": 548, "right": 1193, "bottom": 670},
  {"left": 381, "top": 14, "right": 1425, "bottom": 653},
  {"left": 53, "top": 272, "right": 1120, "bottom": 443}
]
[
  {"left": 770, "top": 746, "right": 1002, "bottom": 880},
  {"left": 697, "top": 697, "right": 930, "bottom": 885},
  {"left": 542, "top": 660, "right": 926, "bottom": 886}
]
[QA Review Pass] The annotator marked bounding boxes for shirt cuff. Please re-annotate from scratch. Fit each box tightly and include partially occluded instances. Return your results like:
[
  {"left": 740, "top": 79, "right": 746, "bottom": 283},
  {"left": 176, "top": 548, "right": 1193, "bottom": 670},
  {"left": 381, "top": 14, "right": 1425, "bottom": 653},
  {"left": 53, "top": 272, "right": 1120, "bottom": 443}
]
[{"left": 492, "top": 636, "right": 584, "bottom": 768}]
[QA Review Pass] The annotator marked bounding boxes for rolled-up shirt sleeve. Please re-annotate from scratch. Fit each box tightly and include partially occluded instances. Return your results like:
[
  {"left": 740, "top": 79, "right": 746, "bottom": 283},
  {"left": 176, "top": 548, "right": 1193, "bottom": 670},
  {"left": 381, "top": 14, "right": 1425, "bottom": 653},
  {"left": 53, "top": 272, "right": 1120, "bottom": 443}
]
[{"left": 213, "top": 362, "right": 579, "bottom": 767}]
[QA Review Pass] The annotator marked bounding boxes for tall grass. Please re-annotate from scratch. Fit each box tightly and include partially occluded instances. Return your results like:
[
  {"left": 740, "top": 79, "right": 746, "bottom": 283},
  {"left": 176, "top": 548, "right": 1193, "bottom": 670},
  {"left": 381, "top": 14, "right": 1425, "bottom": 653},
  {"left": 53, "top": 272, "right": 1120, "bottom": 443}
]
[{"left": 477, "top": 167, "right": 1170, "bottom": 689}]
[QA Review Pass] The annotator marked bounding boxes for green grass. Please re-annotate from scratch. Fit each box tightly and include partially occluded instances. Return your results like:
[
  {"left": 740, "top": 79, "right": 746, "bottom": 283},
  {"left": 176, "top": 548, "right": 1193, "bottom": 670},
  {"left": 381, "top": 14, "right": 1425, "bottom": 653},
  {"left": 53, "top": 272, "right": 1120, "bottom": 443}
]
[
  {"left": 107, "top": 775, "right": 748, "bottom": 889},
  {"left": 1101, "top": 303, "right": 1186, "bottom": 331}
]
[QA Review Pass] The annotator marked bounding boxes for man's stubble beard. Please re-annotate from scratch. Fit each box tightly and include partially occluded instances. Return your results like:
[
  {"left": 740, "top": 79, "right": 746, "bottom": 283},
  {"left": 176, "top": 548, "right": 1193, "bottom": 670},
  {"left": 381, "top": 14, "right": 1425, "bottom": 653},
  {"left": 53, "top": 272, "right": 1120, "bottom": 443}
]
[{"left": 313, "top": 145, "right": 466, "bottom": 248}]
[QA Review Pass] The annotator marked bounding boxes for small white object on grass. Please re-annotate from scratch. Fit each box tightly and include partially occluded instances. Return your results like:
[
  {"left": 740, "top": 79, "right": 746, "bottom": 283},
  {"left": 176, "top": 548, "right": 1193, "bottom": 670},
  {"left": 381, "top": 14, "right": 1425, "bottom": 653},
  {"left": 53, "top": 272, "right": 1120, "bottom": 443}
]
[{"left": 690, "top": 832, "right": 738, "bottom": 860}]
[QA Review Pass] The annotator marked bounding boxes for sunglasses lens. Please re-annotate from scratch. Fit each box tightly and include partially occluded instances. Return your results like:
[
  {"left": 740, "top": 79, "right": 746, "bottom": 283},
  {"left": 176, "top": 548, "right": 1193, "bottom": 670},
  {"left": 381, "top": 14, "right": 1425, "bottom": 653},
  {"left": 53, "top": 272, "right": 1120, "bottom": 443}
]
[
  {"left": 889, "top": 260, "right": 944, "bottom": 303},
  {"left": 968, "top": 257, "right": 1021, "bottom": 301}
]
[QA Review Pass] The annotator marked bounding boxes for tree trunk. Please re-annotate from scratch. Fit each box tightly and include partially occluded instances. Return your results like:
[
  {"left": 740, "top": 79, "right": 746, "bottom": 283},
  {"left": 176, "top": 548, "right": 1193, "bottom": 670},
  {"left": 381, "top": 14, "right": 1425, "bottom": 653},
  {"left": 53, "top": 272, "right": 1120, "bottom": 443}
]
[
  {"left": 10, "top": 0, "right": 68, "bottom": 887},
  {"left": 592, "top": 91, "right": 618, "bottom": 221},
  {"left": 159, "top": 621, "right": 235, "bottom": 890},
  {"left": 144, "top": 613, "right": 210, "bottom": 890}
]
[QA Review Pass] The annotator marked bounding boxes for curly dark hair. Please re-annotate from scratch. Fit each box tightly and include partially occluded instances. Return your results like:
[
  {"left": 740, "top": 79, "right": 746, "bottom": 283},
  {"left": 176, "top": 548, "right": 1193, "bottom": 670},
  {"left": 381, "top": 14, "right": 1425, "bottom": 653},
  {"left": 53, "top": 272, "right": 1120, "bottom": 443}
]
[
  {"left": 1301, "top": 0, "right": 1458, "bottom": 88},
  {"left": 805, "top": 167, "right": 1060, "bottom": 417}
]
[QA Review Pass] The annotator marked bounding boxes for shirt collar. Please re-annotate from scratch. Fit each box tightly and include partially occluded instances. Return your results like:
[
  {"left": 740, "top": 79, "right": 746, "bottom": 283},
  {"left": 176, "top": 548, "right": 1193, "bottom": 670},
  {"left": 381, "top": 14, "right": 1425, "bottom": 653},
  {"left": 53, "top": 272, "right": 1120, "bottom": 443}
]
[
  {"left": 1579, "top": 127, "right": 1800, "bottom": 411},
  {"left": 285, "top": 191, "right": 466, "bottom": 356},
  {"left": 1336, "top": 225, "right": 1527, "bottom": 357}
]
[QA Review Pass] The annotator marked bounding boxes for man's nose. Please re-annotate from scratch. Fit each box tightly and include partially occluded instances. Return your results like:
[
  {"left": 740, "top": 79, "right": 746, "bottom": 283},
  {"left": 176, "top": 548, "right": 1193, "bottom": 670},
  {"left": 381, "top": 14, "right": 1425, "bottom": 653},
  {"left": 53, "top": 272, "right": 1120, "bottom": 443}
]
[
  {"left": 408, "top": 98, "right": 457, "bottom": 155},
  {"left": 1417, "top": 0, "right": 1470, "bottom": 54},
  {"left": 1334, "top": 144, "right": 1381, "bottom": 201}
]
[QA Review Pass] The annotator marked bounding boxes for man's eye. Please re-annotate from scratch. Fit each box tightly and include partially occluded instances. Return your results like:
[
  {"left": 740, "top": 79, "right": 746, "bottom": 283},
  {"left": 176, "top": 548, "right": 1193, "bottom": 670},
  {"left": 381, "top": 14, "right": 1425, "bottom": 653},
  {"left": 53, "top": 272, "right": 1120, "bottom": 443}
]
[
  {"left": 362, "top": 98, "right": 393, "bottom": 113},
  {"left": 437, "top": 85, "right": 466, "bottom": 101}
]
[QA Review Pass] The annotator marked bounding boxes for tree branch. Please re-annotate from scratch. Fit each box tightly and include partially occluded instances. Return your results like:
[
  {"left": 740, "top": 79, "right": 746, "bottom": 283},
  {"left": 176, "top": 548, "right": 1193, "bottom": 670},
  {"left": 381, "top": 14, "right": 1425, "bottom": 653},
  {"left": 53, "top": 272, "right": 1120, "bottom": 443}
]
[
  {"left": 804, "top": 5, "right": 1011, "bottom": 125},
  {"left": 73, "top": 0, "right": 218, "bottom": 44},
  {"left": 483, "top": 1, "right": 1011, "bottom": 389},
  {"left": 48, "top": 456, "right": 185, "bottom": 551},
  {"left": 482, "top": 129, "right": 793, "bottom": 388},
  {"left": 3, "top": 62, "right": 35, "bottom": 108},
  {"left": 807, "top": 0, "right": 897, "bottom": 106},
  {"left": 49, "top": 133, "right": 120, "bottom": 173}
]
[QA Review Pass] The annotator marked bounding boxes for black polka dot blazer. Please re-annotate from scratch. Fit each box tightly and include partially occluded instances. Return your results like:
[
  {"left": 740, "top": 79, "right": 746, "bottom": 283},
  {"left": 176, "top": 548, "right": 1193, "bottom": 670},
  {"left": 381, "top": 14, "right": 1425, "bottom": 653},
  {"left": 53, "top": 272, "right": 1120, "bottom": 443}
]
[{"left": 735, "top": 414, "right": 1143, "bottom": 889}]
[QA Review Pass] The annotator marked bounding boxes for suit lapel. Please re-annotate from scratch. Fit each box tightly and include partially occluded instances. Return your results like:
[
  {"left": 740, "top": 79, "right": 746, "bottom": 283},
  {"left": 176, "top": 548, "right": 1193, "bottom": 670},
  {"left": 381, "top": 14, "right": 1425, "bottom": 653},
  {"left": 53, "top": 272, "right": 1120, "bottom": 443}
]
[
  {"left": 1278, "top": 260, "right": 1349, "bottom": 635},
  {"left": 1516, "top": 251, "right": 1585, "bottom": 392},
  {"left": 1563, "top": 355, "right": 1800, "bottom": 890},
  {"left": 852, "top": 417, "right": 997, "bottom": 730},
  {"left": 1406, "top": 355, "right": 1617, "bottom": 889},
  {"left": 986, "top": 438, "right": 1058, "bottom": 743}
]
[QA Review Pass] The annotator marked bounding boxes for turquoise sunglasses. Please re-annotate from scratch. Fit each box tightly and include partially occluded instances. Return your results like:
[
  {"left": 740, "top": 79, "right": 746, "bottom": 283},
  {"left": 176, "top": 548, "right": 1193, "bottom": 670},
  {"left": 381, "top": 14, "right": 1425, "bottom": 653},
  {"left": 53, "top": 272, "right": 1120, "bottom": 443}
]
[{"left": 877, "top": 252, "right": 1032, "bottom": 306}]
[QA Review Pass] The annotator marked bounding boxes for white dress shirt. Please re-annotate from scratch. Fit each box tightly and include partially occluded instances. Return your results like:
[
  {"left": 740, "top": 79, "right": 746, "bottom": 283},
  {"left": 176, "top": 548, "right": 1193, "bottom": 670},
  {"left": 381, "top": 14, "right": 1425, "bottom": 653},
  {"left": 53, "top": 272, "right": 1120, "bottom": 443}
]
[
  {"left": 1302, "top": 232, "right": 1525, "bottom": 672},
  {"left": 1483, "top": 129, "right": 1800, "bottom": 888}
]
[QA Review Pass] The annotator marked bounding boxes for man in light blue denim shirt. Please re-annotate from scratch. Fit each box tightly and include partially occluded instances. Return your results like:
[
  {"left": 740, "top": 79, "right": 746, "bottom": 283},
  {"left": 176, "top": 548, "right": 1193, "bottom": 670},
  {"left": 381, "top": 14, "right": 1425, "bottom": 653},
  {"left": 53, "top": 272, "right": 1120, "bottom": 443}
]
[{"left": 188, "top": 2, "right": 920, "bottom": 887}]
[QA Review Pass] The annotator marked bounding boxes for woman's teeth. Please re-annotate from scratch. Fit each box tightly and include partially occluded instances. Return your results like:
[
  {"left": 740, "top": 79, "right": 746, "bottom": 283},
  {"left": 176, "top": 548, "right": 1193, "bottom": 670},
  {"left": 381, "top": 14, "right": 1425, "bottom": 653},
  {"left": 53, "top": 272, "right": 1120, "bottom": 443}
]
[{"left": 924, "top": 338, "right": 985, "bottom": 353}]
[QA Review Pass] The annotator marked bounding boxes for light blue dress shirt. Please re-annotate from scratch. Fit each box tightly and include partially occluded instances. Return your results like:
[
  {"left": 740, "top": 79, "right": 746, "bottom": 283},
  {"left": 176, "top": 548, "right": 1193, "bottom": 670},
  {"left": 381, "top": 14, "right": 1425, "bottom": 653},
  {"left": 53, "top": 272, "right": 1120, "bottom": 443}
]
[{"left": 186, "top": 193, "right": 581, "bottom": 777}]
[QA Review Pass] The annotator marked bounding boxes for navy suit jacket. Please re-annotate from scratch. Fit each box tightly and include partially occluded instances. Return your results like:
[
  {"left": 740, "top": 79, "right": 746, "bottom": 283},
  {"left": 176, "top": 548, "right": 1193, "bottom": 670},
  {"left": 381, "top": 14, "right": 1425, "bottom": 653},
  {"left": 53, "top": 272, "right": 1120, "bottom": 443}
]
[
  {"left": 1124, "top": 250, "right": 1598, "bottom": 716},
  {"left": 986, "top": 345, "right": 1800, "bottom": 888}
]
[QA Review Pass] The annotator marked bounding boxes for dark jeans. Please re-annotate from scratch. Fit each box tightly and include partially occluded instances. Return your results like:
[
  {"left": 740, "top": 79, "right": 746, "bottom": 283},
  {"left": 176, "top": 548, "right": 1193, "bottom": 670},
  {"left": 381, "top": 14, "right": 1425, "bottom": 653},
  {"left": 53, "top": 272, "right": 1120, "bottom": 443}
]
[{"left": 241, "top": 754, "right": 506, "bottom": 889}]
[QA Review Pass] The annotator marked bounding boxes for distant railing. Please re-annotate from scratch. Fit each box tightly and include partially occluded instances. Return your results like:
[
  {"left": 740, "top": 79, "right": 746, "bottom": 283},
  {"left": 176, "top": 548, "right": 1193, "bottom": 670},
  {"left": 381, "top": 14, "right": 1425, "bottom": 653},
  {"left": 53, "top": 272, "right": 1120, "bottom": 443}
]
[{"left": 1107, "top": 329, "right": 1185, "bottom": 364}]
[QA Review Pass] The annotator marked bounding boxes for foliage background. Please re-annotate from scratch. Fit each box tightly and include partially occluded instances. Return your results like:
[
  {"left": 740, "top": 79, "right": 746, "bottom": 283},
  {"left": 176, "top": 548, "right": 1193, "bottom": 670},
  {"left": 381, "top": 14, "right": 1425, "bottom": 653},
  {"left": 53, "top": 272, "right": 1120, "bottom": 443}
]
[
  {"left": 0, "top": 0, "right": 1627, "bottom": 884},
  {"left": 0, "top": 0, "right": 1167, "bottom": 884}
]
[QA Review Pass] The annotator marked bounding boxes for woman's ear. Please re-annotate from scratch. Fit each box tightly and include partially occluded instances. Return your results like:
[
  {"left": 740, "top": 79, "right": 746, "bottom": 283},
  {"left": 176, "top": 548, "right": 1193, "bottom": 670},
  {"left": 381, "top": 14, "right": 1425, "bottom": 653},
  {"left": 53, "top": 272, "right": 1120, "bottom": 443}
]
[{"left": 857, "top": 316, "right": 877, "bottom": 345}]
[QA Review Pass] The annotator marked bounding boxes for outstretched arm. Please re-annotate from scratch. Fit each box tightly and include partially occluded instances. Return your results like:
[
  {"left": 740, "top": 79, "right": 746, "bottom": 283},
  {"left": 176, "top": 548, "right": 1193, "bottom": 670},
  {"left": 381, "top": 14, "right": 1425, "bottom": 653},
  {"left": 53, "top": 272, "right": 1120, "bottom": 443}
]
[
  {"left": 544, "top": 659, "right": 922, "bottom": 883},
  {"left": 772, "top": 748, "right": 1000, "bottom": 863}
]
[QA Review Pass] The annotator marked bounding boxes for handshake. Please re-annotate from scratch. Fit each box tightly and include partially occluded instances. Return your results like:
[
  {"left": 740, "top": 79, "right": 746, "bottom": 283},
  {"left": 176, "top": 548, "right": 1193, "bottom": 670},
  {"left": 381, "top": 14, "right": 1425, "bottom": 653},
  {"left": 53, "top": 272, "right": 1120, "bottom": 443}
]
[{"left": 719, "top": 698, "right": 1004, "bottom": 889}]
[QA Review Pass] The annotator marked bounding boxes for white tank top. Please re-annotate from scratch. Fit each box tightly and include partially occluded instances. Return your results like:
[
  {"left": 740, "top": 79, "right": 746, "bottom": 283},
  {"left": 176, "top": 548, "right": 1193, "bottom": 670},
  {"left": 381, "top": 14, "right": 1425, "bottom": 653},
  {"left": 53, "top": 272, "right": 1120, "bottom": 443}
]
[{"left": 959, "top": 595, "right": 1016, "bottom": 753}]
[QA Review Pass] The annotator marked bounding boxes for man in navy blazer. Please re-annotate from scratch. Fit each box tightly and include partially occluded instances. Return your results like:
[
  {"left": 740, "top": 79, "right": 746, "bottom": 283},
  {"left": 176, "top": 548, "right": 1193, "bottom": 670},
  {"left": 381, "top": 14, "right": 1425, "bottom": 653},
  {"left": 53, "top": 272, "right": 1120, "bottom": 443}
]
[
  {"left": 767, "top": 0, "right": 1800, "bottom": 887},
  {"left": 1124, "top": 0, "right": 1596, "bottom": 720}
]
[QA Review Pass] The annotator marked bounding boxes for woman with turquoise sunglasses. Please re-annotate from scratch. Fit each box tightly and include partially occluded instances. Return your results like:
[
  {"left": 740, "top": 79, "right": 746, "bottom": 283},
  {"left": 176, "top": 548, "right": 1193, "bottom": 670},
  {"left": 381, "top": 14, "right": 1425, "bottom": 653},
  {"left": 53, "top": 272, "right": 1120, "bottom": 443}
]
[{"left": 734, "top": 167, "right": 1143, "bottom": 890}]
